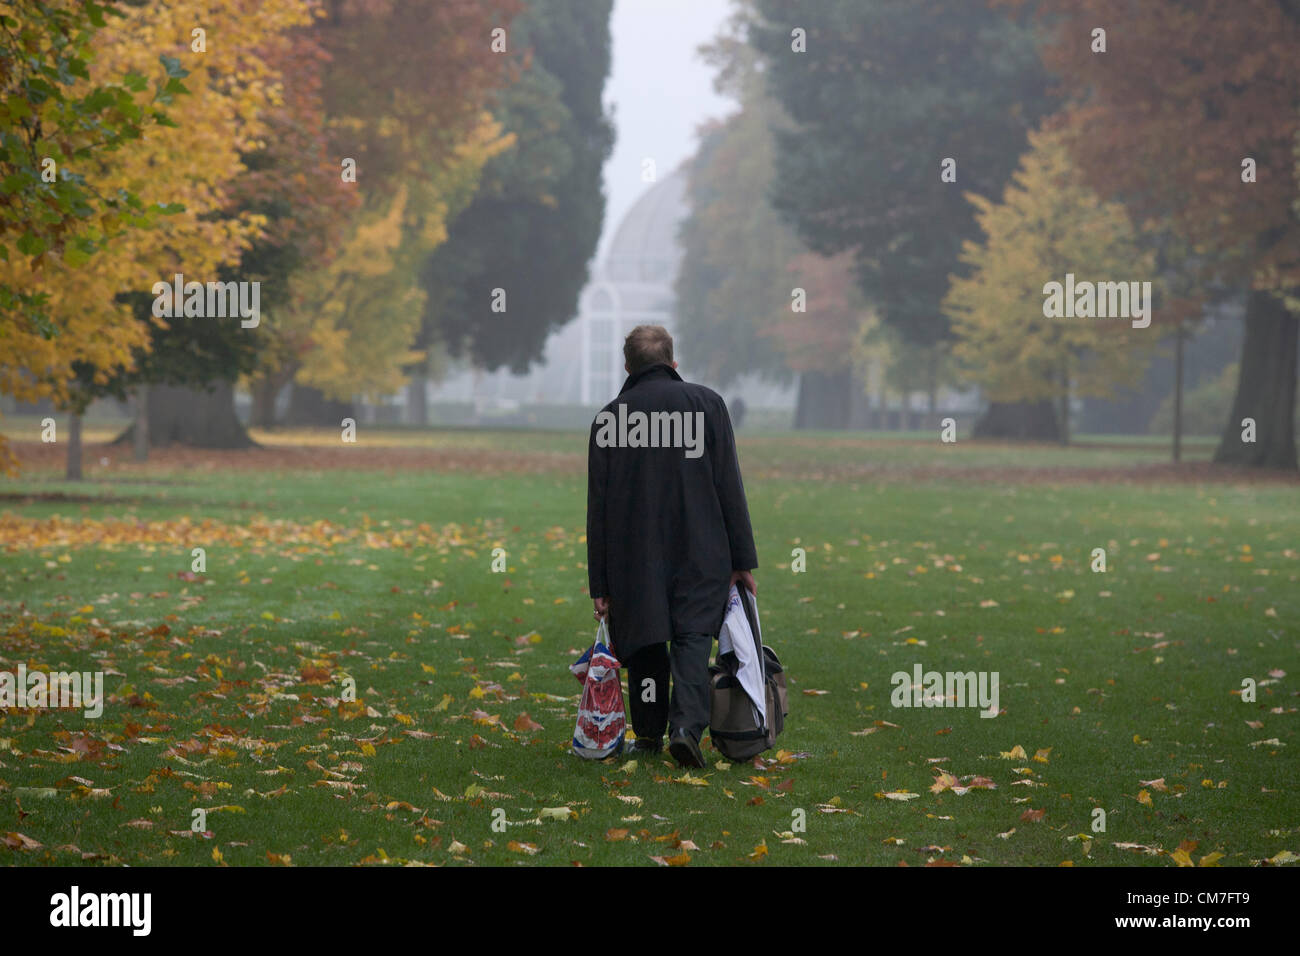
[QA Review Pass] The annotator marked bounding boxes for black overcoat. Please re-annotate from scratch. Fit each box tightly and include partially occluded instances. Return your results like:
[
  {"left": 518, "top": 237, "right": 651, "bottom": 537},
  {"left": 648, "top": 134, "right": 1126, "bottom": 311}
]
[{"left": 586, "top": 363, "right": 758, "bottom": 659}]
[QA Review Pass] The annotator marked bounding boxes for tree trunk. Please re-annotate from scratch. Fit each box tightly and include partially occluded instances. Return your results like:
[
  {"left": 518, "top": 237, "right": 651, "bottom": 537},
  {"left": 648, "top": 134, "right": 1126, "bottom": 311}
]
[
  {"left": 251, "top": 378, "right": 278, "bottom": 430},
  {"left": 1172, "top": 319, "right": 1184, "bottom": 463},
  {"left": 973, "top": 400, "right": 1060, "bottom": 441},
  {"left": 794, "top": 369, "right": 852, "bottom": 430},
  {"left": 927, "top": 349, "right": 939, "bottom": 428},
  {"left": 1058, "top": 359, "right": 1070, "bottom": 447},
  {"left": 113, "top": 381, "right": 256, "bottom": 449},
  {"left": 133, "top": 385, "right": 149, "bottom": 462},
  {"left": 286, "top": 383, "right": 355, "bottom": 427},
  {"left": 66, "top": 413, "right": 83, "bottom": 481},
  {"left": 407, "top": 373, "right": 428, "bottom": 426},
  {"left": 848, "top": 369, "right": 872, "bottom": 429},
  {"left": 1213, "top": 289, "right": 1298, "bottom": 469}
]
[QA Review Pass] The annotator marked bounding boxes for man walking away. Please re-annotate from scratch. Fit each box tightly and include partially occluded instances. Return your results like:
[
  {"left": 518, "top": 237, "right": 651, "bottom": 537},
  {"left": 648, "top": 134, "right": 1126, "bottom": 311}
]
[{"left": 586, "top": 325, "right": 758, "bottom": 768}]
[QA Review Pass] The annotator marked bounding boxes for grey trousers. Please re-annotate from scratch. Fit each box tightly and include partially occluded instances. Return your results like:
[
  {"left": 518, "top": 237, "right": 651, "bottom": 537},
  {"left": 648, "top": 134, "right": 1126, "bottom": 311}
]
[{"left": 625, "top": 632, "right": 712, "bottom": 741}]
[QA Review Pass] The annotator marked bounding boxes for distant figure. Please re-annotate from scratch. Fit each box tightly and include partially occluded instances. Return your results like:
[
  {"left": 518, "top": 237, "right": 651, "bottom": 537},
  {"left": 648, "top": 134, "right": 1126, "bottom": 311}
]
[
  {"left": 729, "top": 395, "right": 747, "bottom": 431},
  {"left": 587, "top": 325, "right": 757, "bottom": 769}
]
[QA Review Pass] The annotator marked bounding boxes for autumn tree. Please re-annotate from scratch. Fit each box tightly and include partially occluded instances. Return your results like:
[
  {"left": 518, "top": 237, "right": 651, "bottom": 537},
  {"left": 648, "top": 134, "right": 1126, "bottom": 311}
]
[
  {"left": 944, "top": 127, "right": 1157, "bottom": 445},
  {"left": 677, "top": 5, "right": 870, "bottom": 428},
  {"left": 266, "top": 0, "right": 519, "bottom": 425},
  {"left": 0, "top": 0, "right": 194, "bottom": 470},
  {"left": 121, "top": 24, "right": 361, "bottom": 447},
  {"left": 0, "top": 1, "right": 180, "bottom": 317},
  {"left": 419, "top": 0, "right": 615, "bottom": 397},
  {"left": 2, "top": 0, "right": 317, "bottom": 474},
  {"left": 769, "top": 250, "right": 873, "bottom": 429},
  {"left": 675, "top": 15, "right": 800, "bottom": 396},
  {"left": 747, "top": 0, "right": 1056, "bottom": 431},
  {"left": 1009, "top": 0, "right": 1300, "bottom": 468}
]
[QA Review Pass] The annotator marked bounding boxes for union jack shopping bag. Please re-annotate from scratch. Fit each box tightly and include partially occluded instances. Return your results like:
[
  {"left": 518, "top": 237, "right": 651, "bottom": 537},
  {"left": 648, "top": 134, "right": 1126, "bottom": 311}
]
[{"left": 569, "top": 619, "right": 626, "bottom": 759}]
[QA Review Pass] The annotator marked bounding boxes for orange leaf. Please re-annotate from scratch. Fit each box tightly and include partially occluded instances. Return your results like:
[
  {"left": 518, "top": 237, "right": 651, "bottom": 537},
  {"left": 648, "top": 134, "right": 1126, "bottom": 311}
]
[{"left": 512, "top": 712, "right": 543, "bottom": 732}]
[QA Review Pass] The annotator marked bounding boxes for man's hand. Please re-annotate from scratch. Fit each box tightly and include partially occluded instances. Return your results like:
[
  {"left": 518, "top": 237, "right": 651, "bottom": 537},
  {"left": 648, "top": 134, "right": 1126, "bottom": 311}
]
[
  {"left": 592, "top": 596, "right": 610, "bottom": 621},
  {"left": 730, "top": 570, "right": 756, "bottom": 596}
]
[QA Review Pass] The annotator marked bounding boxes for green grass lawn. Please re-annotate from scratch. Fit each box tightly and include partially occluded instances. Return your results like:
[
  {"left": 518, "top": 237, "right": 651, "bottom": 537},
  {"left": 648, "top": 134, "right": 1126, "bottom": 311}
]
[{"left": 0, "top": 426, "right": 1296, "bottom": 867}]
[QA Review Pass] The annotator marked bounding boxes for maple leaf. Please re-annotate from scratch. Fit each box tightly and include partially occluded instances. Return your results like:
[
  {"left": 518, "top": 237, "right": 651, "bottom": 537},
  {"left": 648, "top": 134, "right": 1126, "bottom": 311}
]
[{"left": 512, "top": 712, "right": 543, "bottom": 732}]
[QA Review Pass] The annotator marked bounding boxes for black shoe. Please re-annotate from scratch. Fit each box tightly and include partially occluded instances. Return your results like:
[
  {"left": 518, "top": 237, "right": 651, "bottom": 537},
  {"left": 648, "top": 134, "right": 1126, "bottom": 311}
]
[
  {"left": 667, "top": 729, "right": 706, "bottom": 769},
  {"left": 629, "top": 735, "right": 663, "bottom": 754}
]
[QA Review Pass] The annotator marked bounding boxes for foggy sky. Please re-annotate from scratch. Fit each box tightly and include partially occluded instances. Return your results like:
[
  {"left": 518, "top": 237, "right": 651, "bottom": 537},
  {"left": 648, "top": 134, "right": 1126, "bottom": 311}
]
[{"left": 597, "top": 0, "right": 736, "bottom": 263}]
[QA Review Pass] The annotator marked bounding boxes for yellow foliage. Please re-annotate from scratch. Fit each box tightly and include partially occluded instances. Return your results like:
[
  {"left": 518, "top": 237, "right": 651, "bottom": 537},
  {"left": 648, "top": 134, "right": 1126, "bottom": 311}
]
[
  {"left": 944, "top": 127, "right": 1158, "bottom": 404},
  {"left": 281, "top": 111, "right": 513, "bottom": 401},
  {"left": 0, "top": 0, "right": 316, "bottom": 461}
]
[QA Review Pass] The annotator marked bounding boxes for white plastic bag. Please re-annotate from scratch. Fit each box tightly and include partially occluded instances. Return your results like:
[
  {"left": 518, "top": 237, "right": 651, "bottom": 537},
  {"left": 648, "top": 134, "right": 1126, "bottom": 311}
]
[{"left": 716, "top": 584, "right": 766, "bottom": 732}]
